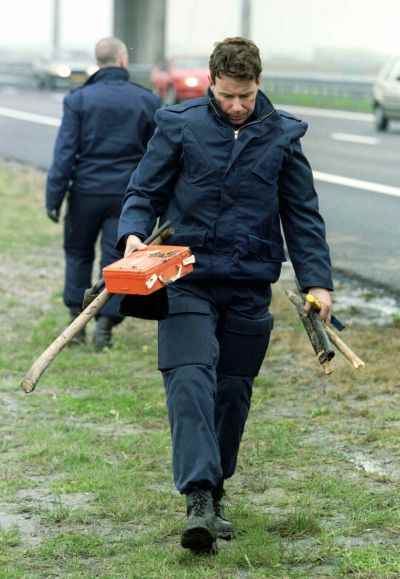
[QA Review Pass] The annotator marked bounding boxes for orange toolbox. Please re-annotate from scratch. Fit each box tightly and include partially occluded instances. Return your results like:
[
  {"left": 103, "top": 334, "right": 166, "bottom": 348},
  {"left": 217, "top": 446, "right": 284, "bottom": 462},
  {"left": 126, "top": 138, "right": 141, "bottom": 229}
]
[{"left": 103, "top": 245, "right": 195, "bottom": 295}]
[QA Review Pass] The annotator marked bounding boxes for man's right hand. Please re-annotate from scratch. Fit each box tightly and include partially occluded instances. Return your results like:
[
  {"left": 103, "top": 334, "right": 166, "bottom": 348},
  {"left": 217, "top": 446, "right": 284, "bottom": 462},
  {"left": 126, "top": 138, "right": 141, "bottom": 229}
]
[
  {"left": 47, "top": 208, "right": 60, "bottom": 223},
  {"left": 124, "top": 234, "right": 147, "bottom": 257}
]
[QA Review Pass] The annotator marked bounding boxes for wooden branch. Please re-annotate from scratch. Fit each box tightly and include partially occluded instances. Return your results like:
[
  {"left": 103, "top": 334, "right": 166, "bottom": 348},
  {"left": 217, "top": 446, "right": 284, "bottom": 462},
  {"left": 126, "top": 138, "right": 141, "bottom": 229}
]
[
  {"left": 21, "top": 289, "right": 111, "bottom": 393},
  {"left": 325, "top": 324, "right": 365, "bottom": 369},
  {"left": 286, "top": 289, "right": 335, "bottom": 374}
]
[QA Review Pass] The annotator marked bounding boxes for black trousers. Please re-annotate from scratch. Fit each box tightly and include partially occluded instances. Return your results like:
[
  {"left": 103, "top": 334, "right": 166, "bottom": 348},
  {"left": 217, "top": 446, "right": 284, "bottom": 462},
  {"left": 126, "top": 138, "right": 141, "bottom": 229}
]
[
  {"left": 158, "top": 279, "right": 273, "bottom": 494},
  {"left": 63, "top": 193, "right": 123, "bottom": 321}
]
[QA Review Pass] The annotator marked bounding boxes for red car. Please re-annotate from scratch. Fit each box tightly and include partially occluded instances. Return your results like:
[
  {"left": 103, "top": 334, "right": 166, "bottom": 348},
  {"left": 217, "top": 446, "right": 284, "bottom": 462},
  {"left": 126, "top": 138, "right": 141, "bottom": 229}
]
[{"left": 151, "top": 56, "right": 210, "bottom": 104}]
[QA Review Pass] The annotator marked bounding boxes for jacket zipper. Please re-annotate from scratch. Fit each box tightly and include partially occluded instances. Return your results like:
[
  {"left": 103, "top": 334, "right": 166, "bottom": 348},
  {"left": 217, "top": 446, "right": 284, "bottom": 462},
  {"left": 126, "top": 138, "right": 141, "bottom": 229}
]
[
  {"left": 233, "top": 110, "right": 274, "bottom": 139},
  {"left": 209, "top": 96, "right": 275, "bottom": 139}
]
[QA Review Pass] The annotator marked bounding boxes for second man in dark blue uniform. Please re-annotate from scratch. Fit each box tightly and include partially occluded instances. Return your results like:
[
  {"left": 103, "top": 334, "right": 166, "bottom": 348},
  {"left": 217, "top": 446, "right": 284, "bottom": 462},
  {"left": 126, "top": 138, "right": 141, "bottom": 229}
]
[{"left": 46, "top": 36, "right": 161, "bottom": 349}]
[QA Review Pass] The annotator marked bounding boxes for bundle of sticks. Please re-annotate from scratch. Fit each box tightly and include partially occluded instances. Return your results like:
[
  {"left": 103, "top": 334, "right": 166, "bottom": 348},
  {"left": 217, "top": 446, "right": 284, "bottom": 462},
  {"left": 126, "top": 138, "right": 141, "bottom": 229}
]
[{"left": 286, "top": 289, "right": 365, "bottom": 375}]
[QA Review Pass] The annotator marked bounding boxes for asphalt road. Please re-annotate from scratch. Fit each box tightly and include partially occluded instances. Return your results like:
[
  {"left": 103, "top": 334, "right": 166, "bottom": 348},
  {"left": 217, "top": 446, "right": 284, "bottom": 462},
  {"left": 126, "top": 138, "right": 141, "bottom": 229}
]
[{"left": 0, "top": 87, "right": 399, "bottom": 291}]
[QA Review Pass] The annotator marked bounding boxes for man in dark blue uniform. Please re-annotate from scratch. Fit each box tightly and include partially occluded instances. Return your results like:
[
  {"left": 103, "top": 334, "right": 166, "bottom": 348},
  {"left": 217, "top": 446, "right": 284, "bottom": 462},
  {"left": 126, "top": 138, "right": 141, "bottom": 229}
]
[
  {"left": 46, "top": 37, "right": 161, "bottom": 349},
  {"left": 118, "top": 37, "right": 333, "bottom": 552}
]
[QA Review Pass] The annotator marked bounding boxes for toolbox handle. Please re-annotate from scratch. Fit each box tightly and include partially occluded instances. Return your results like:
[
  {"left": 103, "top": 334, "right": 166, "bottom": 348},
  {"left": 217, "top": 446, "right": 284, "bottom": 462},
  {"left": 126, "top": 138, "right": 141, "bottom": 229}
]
[{"left": 158, "top": 264, "right": 183, "bottom": 285}]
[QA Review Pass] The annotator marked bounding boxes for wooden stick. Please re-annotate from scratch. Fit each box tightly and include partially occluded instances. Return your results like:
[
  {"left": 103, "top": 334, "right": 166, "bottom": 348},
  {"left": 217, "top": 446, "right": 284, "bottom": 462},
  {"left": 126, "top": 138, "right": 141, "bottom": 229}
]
[
  {"left": 324, "top": 324, "right": 366, "bottom": 369},
  {"left": 21, "top": 289, "right": 111, "bottom": 393},
  {"left": 286, "top": 289, "right": 335, "bottom": 369},
  {"left": 21, "top": 224, "right": 174, "bottom": 394}
]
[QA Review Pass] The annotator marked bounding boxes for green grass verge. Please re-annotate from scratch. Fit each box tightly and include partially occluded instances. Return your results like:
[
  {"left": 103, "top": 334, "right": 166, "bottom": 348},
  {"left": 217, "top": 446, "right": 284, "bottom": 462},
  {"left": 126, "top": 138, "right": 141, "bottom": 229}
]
[
  {"left": 1, "top": 161, "right": 400, "bottom": 577},
  {"left": 267, "top": 91, "right": 372, "bottom": 113}
]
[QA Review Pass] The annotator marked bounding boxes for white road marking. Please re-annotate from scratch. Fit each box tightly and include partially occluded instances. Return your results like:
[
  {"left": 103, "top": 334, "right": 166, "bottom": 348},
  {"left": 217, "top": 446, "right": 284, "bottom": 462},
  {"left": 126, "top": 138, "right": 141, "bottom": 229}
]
[
  {"left": 314, "top": 170, "right": 400, "bottom": 198},
  {"left": 277, "top": 103, "right": 373, "bottom": 123},
  {"left": 1, "top": 103, "right": 399, "bottom": 201},
  {"left": 0, "top": 106, "right": 60, "bottom": 127},
  {"left": 51, "top": 93, "right": 65, "bottom": 103},
  {"left": 331, "top": 132, "right": 379, "bottom": 145}
]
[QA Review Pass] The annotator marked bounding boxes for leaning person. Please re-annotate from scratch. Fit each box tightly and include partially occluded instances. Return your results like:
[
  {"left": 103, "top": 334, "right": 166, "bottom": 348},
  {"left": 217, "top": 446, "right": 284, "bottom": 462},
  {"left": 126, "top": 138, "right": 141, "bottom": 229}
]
[
  {"left": 117, "top": 37, "right": 333, "bottom": 552},
  {"left": 46, "top": 37, "right": 160, "bottom": 349}
]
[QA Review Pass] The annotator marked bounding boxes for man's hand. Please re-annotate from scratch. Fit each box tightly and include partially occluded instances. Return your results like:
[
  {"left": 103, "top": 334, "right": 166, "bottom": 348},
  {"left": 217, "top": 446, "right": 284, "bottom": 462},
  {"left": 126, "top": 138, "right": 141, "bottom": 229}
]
[
  {"left": 47, "top": 208, "right": 60, "bottom": 223},
  {"left": 304, "top": 287, "right": 332, "bottom": 322},
  {"left": 124, "top": 234, "right": 147, "bottom": 257}
]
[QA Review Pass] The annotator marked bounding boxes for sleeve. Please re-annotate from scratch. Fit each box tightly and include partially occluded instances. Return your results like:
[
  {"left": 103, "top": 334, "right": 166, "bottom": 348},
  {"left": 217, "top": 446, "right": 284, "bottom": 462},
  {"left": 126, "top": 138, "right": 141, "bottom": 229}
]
[
  {"left": 45, "top": 93, "right": 80, "bottom": 211},
  {"left": 278, "top": 139, "right": 334, "bottom": 291},
  {"left": 144, "top": 95, "right": 162, "bottom": 144},
  {"left": 117, "top": 108, "right": 182, "bottom": 249}
]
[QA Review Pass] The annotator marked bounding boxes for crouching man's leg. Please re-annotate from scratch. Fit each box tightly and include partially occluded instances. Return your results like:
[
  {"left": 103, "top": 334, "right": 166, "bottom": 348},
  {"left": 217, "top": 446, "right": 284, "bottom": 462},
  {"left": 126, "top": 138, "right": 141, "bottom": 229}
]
[{"left": 158, "top": 293, "right": 221, "bottom": 553}]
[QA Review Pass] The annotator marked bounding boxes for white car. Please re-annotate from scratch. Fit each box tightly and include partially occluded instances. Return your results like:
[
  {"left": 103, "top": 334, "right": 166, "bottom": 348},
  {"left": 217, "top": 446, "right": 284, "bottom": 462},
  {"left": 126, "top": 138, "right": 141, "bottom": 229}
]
[
  {"left": 373, "top": 57, "right": 400, "bottom": 131},
  {"left": 33, "top": 50, "right": 98, "bottom": 90}
]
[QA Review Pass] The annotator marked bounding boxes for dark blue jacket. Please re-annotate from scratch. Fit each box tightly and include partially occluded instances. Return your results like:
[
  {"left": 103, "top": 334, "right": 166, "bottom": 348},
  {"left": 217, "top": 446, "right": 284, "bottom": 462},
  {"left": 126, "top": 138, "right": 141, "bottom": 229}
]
[
  {"left": 118, "top": 90, "right": 333, "bottom": 291},
  {"left": 46, "top": 66, "right": 161, "bottom": 211}
]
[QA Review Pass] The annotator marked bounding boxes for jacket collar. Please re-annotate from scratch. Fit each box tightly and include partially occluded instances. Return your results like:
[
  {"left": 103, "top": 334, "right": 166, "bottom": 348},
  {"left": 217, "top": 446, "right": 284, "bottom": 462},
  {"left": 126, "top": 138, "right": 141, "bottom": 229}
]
[
  {"left": 208, "top": 87, "right": 276, "bottom": 127},
  {"left": 84, "top": 66, "right": 129, "bottom": 86}
]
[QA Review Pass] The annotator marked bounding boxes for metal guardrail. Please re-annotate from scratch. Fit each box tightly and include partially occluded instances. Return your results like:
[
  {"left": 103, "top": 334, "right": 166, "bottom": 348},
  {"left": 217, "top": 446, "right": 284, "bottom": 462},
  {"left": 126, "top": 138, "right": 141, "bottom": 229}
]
[
  {"left": 0, "top": 60, "right": 153, "bottom": 90},
  {"left": 262, "top": 73, "right": 375, "bottom": 100},
  {"left": 0, "top": 60, "right": 35, "bottom": 87},
  {"left": 0, "top": 59, "right": 376, "bottom": 100}
]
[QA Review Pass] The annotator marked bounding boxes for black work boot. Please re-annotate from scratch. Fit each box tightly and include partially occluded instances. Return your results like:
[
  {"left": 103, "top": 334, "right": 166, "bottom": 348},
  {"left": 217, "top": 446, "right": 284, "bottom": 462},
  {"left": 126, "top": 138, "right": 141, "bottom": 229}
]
[
  {"left": 181, "top": 489, "right": 217, "bottom": 553},
  {"left": 93, "top": 317, "right": 113, "bottom": 351},
  {"left": 69, "top": 308, "right": 86, "bottom": 345},
  {"left": 212, "top": 483, "right": 234, "bottom": 540}
]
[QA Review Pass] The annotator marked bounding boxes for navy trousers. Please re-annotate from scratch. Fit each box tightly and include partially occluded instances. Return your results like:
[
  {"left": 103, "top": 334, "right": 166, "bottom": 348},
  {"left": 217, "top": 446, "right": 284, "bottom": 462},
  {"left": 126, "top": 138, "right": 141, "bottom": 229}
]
[
  {"left": 63, "top": 193, "right": 123, "bottom": 321},
  {"left": 158, "top": 279, "right": 273, "bottom": 494}
]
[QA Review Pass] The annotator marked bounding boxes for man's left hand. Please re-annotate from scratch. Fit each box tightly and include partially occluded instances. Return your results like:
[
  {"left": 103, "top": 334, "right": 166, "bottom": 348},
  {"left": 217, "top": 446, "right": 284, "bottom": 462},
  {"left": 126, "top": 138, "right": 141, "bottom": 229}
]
[
  {"left": 304, "top": 287, "right": 332, "bottom": 322},
  {"left": 47, "top": 208, "right": 60, "bottom": 223}
]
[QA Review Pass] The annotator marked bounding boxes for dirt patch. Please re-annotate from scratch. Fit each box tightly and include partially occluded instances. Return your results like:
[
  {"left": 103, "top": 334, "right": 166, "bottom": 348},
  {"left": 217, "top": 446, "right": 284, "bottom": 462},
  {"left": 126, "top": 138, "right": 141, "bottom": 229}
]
[
  {"left": 0, "top": 505, "right": 44, "bottom": 547},
  {"left": 347, "top": 451, "right": 400, "bottom": 481}
]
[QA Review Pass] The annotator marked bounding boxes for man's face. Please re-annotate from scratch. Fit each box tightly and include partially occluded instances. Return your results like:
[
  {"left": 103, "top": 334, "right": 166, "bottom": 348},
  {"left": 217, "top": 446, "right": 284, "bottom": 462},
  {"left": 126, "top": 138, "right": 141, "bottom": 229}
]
[{"left": 209, "top": 74, "right": 259, "bottom": 126}]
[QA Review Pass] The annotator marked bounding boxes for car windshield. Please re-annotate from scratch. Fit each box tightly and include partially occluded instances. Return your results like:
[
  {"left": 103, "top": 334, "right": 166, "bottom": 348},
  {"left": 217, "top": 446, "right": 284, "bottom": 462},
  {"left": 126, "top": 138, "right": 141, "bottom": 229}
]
[{"left": 172, "top": 57, "right": 209, "bottom": 69}]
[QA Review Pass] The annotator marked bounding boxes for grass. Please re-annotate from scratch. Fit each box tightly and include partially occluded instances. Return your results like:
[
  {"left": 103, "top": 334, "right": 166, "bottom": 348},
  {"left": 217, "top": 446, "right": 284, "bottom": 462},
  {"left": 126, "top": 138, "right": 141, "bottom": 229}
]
[
  {"left": 267, "top": 91, "right": 372, "bottom": 113},
  {"left": 1, "top": 160, "right": 400, "bottom": 577}
]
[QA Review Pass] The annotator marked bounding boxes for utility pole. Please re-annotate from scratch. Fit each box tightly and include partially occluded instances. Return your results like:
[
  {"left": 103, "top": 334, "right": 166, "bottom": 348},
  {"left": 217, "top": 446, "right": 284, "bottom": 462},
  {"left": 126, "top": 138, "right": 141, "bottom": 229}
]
[
  {"left": 52, "top": 0, "right": 61, "bottom": 54},
  {"left": 241, "top": 0, "right": 251, "bottom": 38}
]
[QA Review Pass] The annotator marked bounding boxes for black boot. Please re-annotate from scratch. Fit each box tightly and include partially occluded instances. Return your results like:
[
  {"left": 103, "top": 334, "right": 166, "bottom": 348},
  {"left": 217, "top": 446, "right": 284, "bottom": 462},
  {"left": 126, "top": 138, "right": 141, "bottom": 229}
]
[
  {"left": 212, "top": 482, "right": 234, "bottom": 540},
  {"left": 181, "top": 489, "right": 217, "bottom": 553},
  {"left": 69, "top": 308, "right": 86, "bottom": 345},
  {"left": 93, "top": 317, "right": 114, "bottom": 351}
]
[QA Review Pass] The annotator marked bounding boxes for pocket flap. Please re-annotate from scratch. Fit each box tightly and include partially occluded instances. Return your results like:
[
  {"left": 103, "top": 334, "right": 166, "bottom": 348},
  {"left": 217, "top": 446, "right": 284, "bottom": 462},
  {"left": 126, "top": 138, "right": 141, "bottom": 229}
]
[
  {"left": 223, "top": 313, "right": 273, "bottom": 335},
  {"left": 252, "top": 149, "right": 282, "bottom": 184},
  {"left": 170, "top": 228, "right": 207, "bottom": 248},
  {"left": 247, "top": 235, "right": 286, "bottom": 262}
]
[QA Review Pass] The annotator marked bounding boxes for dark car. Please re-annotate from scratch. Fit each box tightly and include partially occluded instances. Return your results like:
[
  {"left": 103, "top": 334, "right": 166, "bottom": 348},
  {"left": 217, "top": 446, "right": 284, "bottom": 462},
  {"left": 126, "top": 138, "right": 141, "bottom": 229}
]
[
  {"left": 373, "top": 57, "right": 400, "bottom": 131},
  {"left": 151, "top": 56, "right": 209, "bottom": 104},
  {"left": 33, "top": 49, "right": 98, "bottom": 90}
]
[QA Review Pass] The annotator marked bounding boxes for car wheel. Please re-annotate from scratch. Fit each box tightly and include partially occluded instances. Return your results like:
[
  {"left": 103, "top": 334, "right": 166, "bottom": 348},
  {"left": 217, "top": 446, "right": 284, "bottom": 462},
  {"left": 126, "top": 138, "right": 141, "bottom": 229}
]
[
  {"left": 164, "top": 85, "right": 177, "bottom": 105},
  {"left": 374, "top": 105, "right": 388, "bottom": 132}
]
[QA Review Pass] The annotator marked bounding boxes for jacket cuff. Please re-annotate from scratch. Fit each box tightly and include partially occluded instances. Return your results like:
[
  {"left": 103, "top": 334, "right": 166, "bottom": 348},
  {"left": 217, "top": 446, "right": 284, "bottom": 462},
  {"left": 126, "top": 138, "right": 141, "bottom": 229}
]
[{"left": 298, "top": 279, "right": 334, "bottom": 293}]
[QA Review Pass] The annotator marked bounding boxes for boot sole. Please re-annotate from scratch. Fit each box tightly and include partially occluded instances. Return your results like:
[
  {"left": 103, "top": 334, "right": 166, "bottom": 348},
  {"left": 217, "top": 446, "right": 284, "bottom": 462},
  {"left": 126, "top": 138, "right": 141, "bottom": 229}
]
[{"left": 181, "top": 526, "right": 217, "bottom": 553}]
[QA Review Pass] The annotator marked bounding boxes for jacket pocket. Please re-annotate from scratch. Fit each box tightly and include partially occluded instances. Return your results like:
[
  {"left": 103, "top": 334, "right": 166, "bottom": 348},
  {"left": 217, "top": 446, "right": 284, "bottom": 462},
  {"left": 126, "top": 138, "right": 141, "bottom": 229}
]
[
  {"left": 247, "top": 234, "right": 286, "bottom": 262},
  {"left": 182, "top": 126, "right": 216, "bottom": 182},
  {"left": 169, "top": 228, "right": 208, "bottom": 248},
  {"left": 158, "top": 296, "right": 214, "bottom": 370},
  {"left": 252, "top": 148, "right": 283, "bottom": 185}
]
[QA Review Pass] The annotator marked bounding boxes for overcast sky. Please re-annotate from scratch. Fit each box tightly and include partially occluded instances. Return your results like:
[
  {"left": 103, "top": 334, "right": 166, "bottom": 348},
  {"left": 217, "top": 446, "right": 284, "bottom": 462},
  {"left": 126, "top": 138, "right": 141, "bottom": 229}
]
[{"left": 1, "top": 0, "right": 400, "bottom": 60}]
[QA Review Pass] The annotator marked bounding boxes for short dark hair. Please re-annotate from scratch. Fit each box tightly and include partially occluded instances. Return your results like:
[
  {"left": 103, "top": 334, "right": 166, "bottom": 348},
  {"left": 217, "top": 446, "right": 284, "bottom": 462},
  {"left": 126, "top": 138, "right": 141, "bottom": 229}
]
[{"left": 209, "top": 37, "right": 262, "bottom": 83}]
